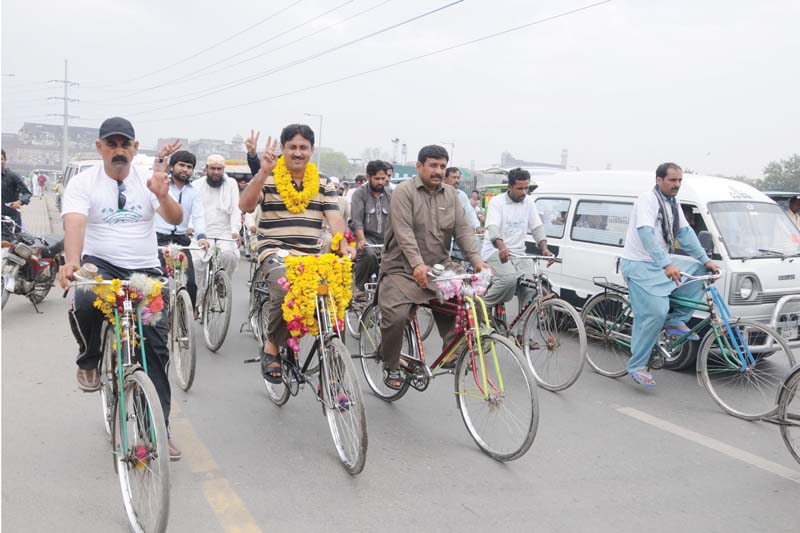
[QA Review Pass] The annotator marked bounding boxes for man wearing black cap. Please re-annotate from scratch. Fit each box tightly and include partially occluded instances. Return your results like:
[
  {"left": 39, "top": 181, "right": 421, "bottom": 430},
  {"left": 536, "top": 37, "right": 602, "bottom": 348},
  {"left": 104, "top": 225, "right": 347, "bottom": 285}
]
[
  {"left": 58, "top": 117, "right": 185, "bottom": 460},
  {"left": 155, "top": 149, "right": 209, "bottom": 310}
]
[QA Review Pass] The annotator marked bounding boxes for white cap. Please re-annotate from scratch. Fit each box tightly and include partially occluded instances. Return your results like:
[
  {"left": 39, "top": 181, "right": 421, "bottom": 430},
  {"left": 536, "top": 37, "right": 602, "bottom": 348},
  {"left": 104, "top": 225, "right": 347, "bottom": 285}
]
[{"left": 206, "top": 154, "right": 225, "bottom": 166}]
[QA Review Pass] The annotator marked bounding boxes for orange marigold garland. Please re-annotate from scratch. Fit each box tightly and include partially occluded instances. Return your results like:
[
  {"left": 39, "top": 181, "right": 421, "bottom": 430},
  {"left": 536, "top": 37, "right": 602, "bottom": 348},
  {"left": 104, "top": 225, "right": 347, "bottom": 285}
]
[{"left": 279, "top": 254, "right": 353, "bottom": 352}]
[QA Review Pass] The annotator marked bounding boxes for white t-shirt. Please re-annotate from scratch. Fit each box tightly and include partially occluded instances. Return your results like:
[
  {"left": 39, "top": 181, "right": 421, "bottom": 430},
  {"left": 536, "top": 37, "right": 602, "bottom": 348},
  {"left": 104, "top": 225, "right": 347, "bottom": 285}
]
[
  {"left": 480, "top": 193, "right": 543, "bottom": 260},
  {"left": 622, "top": 189, "right": 689, "bottom": 262},
  {"left": 61, "top": 164, "right": 161, "bottom": 269}
]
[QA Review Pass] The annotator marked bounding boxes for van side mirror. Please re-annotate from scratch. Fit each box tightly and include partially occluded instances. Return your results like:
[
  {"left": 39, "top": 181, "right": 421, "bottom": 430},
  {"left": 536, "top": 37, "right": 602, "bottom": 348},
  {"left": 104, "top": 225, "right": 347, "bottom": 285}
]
[{"left": 698, "top": 230, "right": 714, "bottom": 255}]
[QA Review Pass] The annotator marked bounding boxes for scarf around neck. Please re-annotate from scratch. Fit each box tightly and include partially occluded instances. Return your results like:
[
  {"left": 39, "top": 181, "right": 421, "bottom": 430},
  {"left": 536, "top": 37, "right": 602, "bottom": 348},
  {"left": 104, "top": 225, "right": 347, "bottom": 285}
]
[{"left": 653, "top": 185, "right": 679, "bottom": 253}]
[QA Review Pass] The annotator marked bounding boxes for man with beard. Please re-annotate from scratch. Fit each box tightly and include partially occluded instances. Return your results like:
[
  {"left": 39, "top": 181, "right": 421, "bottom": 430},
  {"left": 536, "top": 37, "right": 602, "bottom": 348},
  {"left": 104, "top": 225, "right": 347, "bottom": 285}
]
[
  {"left": 239, "top": 124, "right": 354, "bottom": 383},
  {"left": 378, "top": 145, "right": 490, "bottom": 389},
  {"left": 444, "top": 167, "right": 480, "bottom": 230},
  {"left": 350, "top": 160, "right": 391, "bottom": 294},
  {"left": 621, "top": 162, "right": 719, "bottom": 387},
  {"left": 1, "top": 148, "right": 32, "bottom": 238},
  {"left": 154, "top": 150, "right": 208, "bottom": 310},
  {"left": 481, "top": 168, "right": 551, "bottom": 311},
  {"left": 192, "top": 154, "right": 241, "bottom": 316},
  {"left": 57, "top": 117, "right": 184, "bottom": 459}
]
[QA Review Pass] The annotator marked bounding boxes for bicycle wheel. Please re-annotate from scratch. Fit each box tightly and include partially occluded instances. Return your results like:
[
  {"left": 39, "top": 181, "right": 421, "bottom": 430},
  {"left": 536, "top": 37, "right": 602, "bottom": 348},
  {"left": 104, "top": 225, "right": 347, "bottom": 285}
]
[
  {"left": 112, "top": 370, "right": 170, "bottom": 533},
  {"left": 203, "top": 270, "right": 232, "bottom": 352},
  {"left": 99, "top": 325, "right": 116, "bottom": 438},
  {"left": 358, "top": 303, "right": 410, "bottom": 401},
  {"left": 777, "top": 366, "right": 800, "bottom": 464},
  {"left": 417, "top": 306, "right": 435, "bottom": 341},
  {"left": 172, "top": 288, "right": 196, "bottom": 391},
  {"left": 345, "top": 303, "right": 363, "bottom": 340},
  {"left": 263, "top": 351, "right": 291, "bottom": 406},
  {"left": 455, "top": 333, "right": 539, "bottom": 461},
  {"left": 321, "top": 337, "right": 368, "bottom": 474},
  {"left": 521, "top": 298, "right": 587, "bottom": 391},
  {"left": 248, "top": 271, "right": 265, "bottom": 342},
  {"left": 581, "top": 293, "right": 632, "bottom": 378},
  {"left": 698, "top": 319, "right": 795, "bottom": 420}
]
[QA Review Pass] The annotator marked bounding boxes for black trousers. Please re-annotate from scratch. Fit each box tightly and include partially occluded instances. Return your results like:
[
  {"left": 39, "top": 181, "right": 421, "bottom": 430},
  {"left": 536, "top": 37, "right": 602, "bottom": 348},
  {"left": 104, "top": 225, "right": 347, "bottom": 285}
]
[
  {"left": 71, "top": 255, "right": 172, "bottom": 426},
  {"left": 156, "top": 232, "right": 198, "bottom": 308},
  {"left": 353, "top": 238, "right": 382, "bottom": 290}
]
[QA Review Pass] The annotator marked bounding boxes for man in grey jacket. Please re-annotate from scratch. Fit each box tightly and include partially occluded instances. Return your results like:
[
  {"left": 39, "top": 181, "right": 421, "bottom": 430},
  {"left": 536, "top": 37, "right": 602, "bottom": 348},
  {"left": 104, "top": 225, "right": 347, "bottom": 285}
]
[{"left": 350, "top": 160, "right": 391, "bottom": 292}]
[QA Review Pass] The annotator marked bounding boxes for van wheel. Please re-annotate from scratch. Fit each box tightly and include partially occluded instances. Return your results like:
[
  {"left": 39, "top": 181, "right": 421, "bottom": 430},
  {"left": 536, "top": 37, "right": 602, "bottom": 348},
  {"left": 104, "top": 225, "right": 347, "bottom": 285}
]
[{"left": 662, "top": 337, "right": 698, "bottom": 371}]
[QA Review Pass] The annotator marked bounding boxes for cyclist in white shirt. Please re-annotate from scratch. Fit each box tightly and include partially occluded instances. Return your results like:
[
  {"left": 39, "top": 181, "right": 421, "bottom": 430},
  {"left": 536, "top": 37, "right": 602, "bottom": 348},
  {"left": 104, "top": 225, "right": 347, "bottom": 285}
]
[{"left": 482, "top": 168, "right": 552, "bottom": 311}]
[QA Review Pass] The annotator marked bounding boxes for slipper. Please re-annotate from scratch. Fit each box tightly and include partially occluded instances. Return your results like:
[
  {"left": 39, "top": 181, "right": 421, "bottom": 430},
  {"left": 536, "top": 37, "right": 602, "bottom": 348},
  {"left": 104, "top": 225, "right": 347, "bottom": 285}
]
[
  {"left": 664, "top": 326, "right": 699, "bottom": 341},
  {"left": 383, "top": 368, "right": 404, "bottom": 390},
  {"left": 260, "top": 351, "right": 283, "bottom": 384},
  {"left": 630, "top": 369, "right": 656, "bottom": 387}
]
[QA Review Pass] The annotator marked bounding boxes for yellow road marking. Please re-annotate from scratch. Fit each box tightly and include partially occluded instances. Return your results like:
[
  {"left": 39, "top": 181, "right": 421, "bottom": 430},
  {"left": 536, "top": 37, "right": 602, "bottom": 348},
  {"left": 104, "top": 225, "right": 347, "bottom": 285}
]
[{"left": 171, "top": 403, "right": 263, "bottom": 532}]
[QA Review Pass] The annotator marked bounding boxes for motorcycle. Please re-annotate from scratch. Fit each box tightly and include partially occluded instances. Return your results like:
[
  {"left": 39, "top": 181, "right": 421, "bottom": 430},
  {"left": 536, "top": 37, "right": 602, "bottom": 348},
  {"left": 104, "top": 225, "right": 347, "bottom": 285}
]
[{"left": 1, "top": 216, "right": 64, "bottom": 311}]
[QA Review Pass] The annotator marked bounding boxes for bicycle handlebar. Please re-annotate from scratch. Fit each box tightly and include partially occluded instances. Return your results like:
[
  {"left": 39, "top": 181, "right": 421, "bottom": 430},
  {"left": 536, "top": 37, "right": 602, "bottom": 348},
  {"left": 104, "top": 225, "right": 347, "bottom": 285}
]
[
  {"left": 679, "top": 271, "right": 721, "bottom": 282},
  {"left": 509, "top": 253, "right": 562, "bottom": 264}
]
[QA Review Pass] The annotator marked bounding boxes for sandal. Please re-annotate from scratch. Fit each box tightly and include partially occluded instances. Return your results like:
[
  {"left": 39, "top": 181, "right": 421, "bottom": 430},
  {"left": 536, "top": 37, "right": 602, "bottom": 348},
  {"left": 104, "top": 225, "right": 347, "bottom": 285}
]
[
  {"left": 630, "top": 369, "right": 656, "bottom": 387},
  {"left": 383, "top": 368, "right": 404, "bottom": 390},
  {"left": 664, "top": 326, "right": 699, "bottom": 341},
  {"left": 261, "top": 351, "right": 283, "bottom": 384}
]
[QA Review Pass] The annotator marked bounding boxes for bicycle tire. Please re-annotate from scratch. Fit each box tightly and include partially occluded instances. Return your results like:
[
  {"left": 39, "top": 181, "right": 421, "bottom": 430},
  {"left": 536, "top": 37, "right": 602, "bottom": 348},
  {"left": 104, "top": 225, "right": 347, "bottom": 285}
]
[
  {"left": 263, "top": 354, "right": 291, "bottom": 406},
  {"left": 417, "top": 306, "right": 435, "bottom": 341},
  {"left": 698, "top": 318, "right": 796, "bottom": 420},
  {"left": 99, "top": 325, "right": 116, "bottom": 438},
  {"left": 455, "top": 333, "right": 538, "bottom": 461},
  {"left": 248, "top": 269, "right": 265, "bottom": 342},
  {"left": 172, "top": 288, "right": 196, "bottom": 391},
  {"left": 522, "top": 298, "right": 587, "bottom": 392},
  {"left": 777, "top": 365, "right": 800, "bottom": 464},
  {"left": 345, "top": 305, "right": 362, "bottom": 340},
  {"left": 112, "top": 370, "right": 170, "bottom": 533},
  {"left": 203, "top": 270, "right": 232, "bottom": 352},
  {"left": 581, "top": 292, "right": 632, "bottom": 378},
  {"left": 358, "top": 303, "right": 410, "bottom": 401},
  {"left": 321, "top": 337, "right": 368, "bottom": 474}
]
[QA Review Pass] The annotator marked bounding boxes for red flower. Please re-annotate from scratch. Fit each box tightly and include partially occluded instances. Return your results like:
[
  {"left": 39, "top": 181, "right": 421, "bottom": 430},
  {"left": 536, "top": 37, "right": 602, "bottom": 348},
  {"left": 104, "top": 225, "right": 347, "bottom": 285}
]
[{"left": 149, "top": 294, "right": 164, "bottom": 312}]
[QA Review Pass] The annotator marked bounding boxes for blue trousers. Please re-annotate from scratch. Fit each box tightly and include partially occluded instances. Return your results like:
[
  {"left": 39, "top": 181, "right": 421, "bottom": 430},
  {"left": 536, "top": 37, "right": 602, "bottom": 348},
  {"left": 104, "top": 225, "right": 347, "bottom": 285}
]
[{"left": 622, "top": 259, "right": 707, "bottom": 373}]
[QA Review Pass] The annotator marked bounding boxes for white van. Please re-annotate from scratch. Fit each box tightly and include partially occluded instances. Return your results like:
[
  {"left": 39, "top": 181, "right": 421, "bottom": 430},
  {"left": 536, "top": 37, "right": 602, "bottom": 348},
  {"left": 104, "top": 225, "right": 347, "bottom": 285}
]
[{"left": 528, "top": 171, "right": 800, "bottom": 358}]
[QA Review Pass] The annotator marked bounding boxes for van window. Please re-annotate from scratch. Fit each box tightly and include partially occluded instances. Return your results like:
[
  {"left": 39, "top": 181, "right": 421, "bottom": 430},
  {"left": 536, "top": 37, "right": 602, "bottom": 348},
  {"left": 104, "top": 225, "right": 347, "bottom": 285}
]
[
  {"left": 535, "top": 198, "right": 571, "bottom": 238},
  {"left": 571, "top": 200, "right": 632, "bottom": 247}
]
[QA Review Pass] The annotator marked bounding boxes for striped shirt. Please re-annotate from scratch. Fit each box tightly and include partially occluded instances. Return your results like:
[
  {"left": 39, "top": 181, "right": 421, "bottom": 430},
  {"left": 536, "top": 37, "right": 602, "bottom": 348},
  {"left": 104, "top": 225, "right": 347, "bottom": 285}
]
[{"left": 256, "top": 174, "right": 339, "bottom": 262}]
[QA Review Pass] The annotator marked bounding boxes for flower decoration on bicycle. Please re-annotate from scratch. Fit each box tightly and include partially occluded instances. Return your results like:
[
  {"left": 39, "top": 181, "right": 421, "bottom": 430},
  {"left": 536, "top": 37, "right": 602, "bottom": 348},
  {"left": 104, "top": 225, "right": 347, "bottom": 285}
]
[
  {"left": 279, "top": 254, "right": 353, "bottom": 352},
  {"left": 431, "top": 267, "right": 491, "bottom": 301},
  {"left": 162, "top": 245, "right": 188, "bottom": 277},
  {"left": 330, "top": 231, "right": 356, "bottom": 252},
  {"left": 82, "top": 273, "right": 164, "bottom": 328}
]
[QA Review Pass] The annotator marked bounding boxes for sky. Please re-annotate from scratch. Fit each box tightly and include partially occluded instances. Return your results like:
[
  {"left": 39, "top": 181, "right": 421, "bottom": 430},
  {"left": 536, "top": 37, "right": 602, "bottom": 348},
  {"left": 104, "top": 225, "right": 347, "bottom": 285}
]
[{"left": 2, "top": 0, "right": 798, "bottom": 179}]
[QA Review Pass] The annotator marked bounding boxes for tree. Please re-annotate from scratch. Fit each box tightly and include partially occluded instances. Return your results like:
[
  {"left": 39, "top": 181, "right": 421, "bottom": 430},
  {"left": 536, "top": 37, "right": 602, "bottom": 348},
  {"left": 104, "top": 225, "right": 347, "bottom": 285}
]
[
  {"left": 319, "top": 151, "right": 350, "bottom": 178},
  {"left": 760, "top": 154, "right": 800, "bottom": 191}
]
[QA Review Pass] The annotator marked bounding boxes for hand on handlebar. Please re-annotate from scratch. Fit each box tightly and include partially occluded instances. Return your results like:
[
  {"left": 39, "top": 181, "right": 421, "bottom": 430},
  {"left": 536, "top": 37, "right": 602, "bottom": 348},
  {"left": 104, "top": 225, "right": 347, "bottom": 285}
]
[
  {"left": 663, "top": 263, "right": 682, "bottom": 285},
  {"left": 198, "top": 238, "right": 210, "bottom": 251},
  {"left": 705, "top": 260, "right": 720, "bottom": 274},
  {"left": 413, "top": 264, "right": 431, "bottom": 289},
  {"left": 57, "top": 263, "right": 79, "bottom": 289}
]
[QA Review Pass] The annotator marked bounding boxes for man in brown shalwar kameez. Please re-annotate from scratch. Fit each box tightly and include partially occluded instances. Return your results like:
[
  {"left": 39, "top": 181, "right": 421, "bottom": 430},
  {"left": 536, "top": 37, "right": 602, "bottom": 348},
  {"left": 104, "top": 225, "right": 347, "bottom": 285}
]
[{"left": 378, "top": 145, "right": 490, "bottom": 389}]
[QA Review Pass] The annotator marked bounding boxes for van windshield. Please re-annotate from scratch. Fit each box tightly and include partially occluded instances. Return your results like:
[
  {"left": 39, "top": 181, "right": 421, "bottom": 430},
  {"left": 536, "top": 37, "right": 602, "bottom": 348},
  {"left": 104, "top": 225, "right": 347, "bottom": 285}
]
[{"left": 708, "top": 201, "right": 800, "bottom": 259}]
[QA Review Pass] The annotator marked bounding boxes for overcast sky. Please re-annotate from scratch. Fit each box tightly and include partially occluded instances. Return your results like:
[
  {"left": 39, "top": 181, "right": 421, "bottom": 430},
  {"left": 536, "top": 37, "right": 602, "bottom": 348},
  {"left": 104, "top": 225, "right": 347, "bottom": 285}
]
[{"left": 2, "top": 0, "right": 798, "bottom": 178}]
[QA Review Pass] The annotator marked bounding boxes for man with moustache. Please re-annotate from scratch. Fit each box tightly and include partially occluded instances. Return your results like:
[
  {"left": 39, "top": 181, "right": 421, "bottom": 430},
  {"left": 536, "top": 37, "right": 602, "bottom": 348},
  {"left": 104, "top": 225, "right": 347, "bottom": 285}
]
[
  {"left": 621, "top": 162, "right": 719, "bottom": 387},
  {"left": 58, "top": 117, "right": 184, "bottom": 459},
  {"left": 481, "top": 168, "right": 551, "bottom": 314},
  {"left": 378, "top": 145, "right": 490, "bottom": 390},
  {"left": 154, "top": 150, "right": 208, "bottom": 310},
  {"left": 240, "top": 124, "right": 355, "bottom": 383},
  {"left": 350, "top": 160, "right": 391, "bottom": 294},
  {"left": 192, "top": 154, "right": 241, "bottom": 316}
]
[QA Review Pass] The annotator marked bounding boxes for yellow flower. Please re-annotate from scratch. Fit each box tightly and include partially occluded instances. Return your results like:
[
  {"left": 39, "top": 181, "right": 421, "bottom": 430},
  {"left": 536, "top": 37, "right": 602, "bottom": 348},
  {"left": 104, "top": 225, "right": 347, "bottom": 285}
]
[{"left": 273, "top": 156, "right": 320, "bottom": 213}]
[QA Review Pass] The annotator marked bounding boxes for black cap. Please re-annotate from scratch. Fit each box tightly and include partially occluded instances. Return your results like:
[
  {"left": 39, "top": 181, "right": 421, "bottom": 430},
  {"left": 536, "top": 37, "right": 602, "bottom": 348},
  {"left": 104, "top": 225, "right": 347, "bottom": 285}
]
[{"left": 98, "top": 117, "right": 135, "bottom": 140}]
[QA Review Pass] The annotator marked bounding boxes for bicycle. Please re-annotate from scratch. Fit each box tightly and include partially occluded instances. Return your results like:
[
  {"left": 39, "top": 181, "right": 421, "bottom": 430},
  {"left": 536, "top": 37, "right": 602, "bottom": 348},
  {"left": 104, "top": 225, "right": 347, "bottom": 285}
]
[
  {"left": 343, "top": 243, "right": 434, "bottom": 342},
  {"left": 199, "top": 236, "right": 236, "bottom": 352},
  {"left": 489, "top": 255, "right": 587, "bottom": 392},
  {"left": 160, "top": 244, "right": 202, "bottom": 391},
  {"left": 244, "top": 252, "right": 368, "bottom": 474},
  {"left": 357, "top": 268, "right": 539, "bottom": 461},
  {"left": 68, "top": 269, "right": 170, "bottom": 532},
  {"left": 773, "top": 364, "right": 800, "bottom": 464},
  {"left": 581, "top": 272, "right": 795, "bottom": 420}
]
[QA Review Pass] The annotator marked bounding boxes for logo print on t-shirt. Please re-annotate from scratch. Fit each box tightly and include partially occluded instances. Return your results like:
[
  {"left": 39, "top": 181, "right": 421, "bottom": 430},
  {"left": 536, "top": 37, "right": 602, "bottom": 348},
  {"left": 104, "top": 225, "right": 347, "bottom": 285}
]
[{"left": 101, "top": 204, "right": 144, "bottom": 224}]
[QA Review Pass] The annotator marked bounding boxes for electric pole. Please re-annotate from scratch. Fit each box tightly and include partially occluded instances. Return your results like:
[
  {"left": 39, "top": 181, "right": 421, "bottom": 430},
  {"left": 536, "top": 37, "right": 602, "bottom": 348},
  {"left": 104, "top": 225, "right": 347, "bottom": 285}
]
[{"left": 48, "top": 60, "right": 79, "bottom": 169}]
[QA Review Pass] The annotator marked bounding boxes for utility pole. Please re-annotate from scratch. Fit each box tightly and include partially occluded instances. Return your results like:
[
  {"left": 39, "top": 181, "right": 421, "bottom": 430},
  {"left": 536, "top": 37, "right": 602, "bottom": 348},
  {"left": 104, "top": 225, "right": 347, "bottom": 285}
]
[{"left": 48, "top": 60, "right": 79, "bottom": 170}]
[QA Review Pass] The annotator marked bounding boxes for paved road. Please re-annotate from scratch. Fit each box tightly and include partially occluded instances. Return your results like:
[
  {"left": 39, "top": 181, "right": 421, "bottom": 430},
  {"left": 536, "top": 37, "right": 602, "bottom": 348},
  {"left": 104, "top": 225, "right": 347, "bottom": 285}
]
[{"left": 2, "top": 203, "right": 798, "bottom": 531}]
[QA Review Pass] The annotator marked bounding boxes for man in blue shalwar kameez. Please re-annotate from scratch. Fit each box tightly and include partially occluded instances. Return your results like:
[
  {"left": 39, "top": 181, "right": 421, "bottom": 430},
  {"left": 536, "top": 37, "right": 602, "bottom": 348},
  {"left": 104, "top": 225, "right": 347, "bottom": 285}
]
[{"left": 621, "top": 162, "right": 719, "bottom": 386}]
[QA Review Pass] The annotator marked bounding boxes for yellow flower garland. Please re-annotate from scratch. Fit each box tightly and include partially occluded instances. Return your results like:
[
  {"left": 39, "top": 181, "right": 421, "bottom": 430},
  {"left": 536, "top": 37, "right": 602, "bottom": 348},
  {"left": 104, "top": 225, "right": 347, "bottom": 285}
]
[
  {"left": 281, "top": 254, "right": 353, "bottom": 345},
  {"left": 273, "top": 156, "right": 320, "bottom": 213},
  {"left": 330, "top": 231, "right": 356, "bottom": 252}
]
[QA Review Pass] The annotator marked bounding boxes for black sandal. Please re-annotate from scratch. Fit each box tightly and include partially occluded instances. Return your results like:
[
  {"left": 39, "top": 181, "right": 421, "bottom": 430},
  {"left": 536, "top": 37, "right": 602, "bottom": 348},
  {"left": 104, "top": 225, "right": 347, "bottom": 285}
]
[
  {"left": 383, "top": 368, "right": 404, "bottom": 390},
  {"left": 261, "top": 351, "right": 283, "bottom": 384}
]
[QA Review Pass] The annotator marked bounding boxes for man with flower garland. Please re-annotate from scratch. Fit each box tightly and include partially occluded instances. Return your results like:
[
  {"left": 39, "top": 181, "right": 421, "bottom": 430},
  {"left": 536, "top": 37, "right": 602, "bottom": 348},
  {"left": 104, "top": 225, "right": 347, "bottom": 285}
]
[
  {"left": 378, "top": 145, "right": 491, "bottom": 390},
  {"left": 57, "top": 117, "right": 185, "bottom": 460},
  {"left": 240, "top": 124, "right": 355, "bottom": 383}
]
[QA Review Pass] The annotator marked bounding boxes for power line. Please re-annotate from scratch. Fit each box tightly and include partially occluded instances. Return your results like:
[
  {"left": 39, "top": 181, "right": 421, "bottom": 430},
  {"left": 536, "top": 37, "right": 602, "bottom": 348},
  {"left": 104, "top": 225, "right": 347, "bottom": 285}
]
[
  {"left": 130, "top": 0, "right": 465, "bottom": 115},
  {"left": 86, "top": 0, "right": 357, "bottom": 102},
  {"left": 137, "top": 0, "right": 612, "bottom": 124},
  {"left": 81, "top": 0, "right": 305, "bottom": 89}
]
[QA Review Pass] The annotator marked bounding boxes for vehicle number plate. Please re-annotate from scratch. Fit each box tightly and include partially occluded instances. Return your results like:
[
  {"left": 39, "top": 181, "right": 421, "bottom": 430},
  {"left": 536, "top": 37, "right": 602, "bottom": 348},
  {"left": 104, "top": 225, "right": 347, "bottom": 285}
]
[
  {"left": 777, "top": 313, "right": 798, "bottom": 341},
  {"left": 123, "top": 299, "right": 132, "bottom": 313}
]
